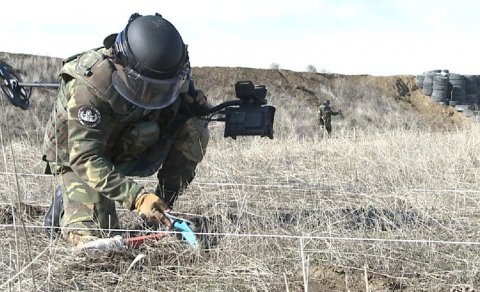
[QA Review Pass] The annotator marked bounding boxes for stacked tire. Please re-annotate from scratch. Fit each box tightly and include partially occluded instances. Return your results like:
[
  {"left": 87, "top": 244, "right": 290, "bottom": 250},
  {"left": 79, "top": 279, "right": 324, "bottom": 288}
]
[
  {"left": 422, "top": 72, "right": 435, "bottom": 96},
  {"left": 415, "top": 74, "right": 425, "bottom": 89},
  {"left": 476, "top": 76, "right": 480, "bottom": 102},
  {"left": 431, "top": 75, "right": 449, "bottom": 103},
  {"left": 464, "top": 75, "right": 478, "bottom": 105},
  {"left": 417, "top": 70, "right": 480, "bottom": 110},
  {"left": 448, "top": 73, "right": 466, "bottom": 106}
]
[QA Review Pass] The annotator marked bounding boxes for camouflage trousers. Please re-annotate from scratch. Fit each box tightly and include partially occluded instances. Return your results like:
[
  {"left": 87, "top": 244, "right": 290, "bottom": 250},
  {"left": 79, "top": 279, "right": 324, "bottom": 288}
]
[
  {"left": 53, "top": 117, "right": 209, "bottom": 237},
  {"left": 55, "top": 168, "right": 119, "bottom": 237}
]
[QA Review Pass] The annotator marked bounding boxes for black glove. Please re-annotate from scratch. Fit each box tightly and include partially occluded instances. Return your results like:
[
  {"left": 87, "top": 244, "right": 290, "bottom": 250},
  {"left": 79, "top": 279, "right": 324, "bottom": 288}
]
[{"left": 184, "top": 79, "right": 211, "bottom": 116}]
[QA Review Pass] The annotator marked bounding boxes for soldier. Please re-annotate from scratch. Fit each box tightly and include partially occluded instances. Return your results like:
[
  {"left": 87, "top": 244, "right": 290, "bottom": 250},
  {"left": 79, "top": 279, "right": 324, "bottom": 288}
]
[
  {"left": 42, "top": 13, "right": 210, "bottom": 248},
  {"left": 317, "top": 100, "right": 340, "bottom": 136}
]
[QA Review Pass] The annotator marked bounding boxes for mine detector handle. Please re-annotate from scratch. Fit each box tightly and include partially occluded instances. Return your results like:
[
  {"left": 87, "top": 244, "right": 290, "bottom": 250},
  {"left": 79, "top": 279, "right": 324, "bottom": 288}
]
[
  {"left": 188, "top": 80, "right": 267, "bottom": 113},
  {"left": 189, "top": 80, "right": 276, "bottom": 139}
]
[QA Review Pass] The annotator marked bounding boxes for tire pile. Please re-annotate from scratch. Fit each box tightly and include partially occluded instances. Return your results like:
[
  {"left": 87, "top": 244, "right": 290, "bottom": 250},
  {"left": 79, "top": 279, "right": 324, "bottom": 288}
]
[{"left": 415, "top": 70, "right": 480, "bottom": 122}]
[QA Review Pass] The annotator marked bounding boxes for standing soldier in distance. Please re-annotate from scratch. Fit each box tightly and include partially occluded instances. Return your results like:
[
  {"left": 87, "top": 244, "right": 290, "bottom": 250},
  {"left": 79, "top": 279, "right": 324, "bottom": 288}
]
[{"left": 317, "top": 100, "right": 341, "bottom": 136}]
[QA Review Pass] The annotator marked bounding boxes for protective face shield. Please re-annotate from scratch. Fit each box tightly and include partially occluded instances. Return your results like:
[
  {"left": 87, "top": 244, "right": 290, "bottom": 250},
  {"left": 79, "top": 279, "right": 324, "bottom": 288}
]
[
  {"left": 109, "top": 13, "right": 189, "bottom": 109},
  {"left": 112, "top": 65, "right": 189, "bottom": 109}
]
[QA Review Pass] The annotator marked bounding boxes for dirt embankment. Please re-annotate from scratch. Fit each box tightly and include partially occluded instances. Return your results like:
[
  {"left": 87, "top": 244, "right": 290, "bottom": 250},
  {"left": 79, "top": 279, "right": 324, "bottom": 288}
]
[
  {"left": 0, "top": 52, "right": 472, "bottom": 138},
  {"left": 194, "top": 67, "right": 470, "bottom": 131}
]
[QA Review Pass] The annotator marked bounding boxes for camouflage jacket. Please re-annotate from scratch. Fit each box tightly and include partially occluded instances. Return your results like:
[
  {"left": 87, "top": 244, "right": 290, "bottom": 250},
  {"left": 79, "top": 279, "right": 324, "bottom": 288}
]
[
  {"left": 43, "top": 48, "right": 191, "bottom": 209},
  {"left": 317, "top": 105, "right": 339, "bottom": 126}
]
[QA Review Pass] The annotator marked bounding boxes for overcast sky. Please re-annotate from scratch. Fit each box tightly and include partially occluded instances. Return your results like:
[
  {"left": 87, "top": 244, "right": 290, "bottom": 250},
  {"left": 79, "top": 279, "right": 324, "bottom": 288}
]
[{"left": 1, "top": 0, "right": 479, "bottom": 76}]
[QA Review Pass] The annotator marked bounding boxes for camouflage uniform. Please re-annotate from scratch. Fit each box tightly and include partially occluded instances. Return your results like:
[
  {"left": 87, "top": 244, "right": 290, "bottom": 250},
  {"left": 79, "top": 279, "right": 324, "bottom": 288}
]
[
  {"left": 317, "top": 101, "right": 340, "bottom": 136},
  {"left": 43, "top": 48, "right": 209, "bottom": 237}
]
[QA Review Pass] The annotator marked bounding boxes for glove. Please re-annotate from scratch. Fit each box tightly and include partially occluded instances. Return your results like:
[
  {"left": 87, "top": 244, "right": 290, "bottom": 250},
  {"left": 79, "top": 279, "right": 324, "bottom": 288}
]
[
  {"left": 134, "top": 191, "right": 172, "bottom": 229},
  {"left": 183, "top": 79, "right": 211, "bottom": 116}
]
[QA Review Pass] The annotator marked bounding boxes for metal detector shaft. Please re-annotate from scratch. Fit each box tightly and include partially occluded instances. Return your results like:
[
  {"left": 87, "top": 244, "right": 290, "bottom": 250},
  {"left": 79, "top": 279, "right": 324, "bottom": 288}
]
[{"left": 18, "top": 82, "right": 59, "bottom": 89}]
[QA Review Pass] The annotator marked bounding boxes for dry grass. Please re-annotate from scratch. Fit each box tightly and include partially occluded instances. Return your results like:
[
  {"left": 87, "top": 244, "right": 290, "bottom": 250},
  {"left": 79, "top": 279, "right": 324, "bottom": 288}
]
[
  {"left": 0, "top": 53, "right": 479, "bottom": 291},
  {"left": 1, "top": 126, "right": 479, "bottom": 291}
]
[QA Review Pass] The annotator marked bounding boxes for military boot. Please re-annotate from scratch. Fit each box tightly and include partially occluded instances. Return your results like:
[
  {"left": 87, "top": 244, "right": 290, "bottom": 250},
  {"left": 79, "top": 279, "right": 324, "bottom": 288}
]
[
  {"left": 67, "top": 232, "right": 126, "bottom": 258},
  {"left": 43, "top": 185, "right": 64, "bottom": 237}
]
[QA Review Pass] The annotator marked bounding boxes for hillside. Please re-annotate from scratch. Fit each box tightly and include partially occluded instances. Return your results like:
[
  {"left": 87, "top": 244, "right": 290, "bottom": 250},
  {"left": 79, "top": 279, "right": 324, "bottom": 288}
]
[{"left": 0, "top": 52, "right": 472, "bottom": 143}]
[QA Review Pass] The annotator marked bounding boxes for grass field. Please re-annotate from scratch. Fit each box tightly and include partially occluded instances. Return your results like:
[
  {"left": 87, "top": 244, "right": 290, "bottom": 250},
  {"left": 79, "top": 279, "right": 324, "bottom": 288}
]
[
  {"left": 0, "top": 53, "right": 479, "bottom": 291},
  {"left": 1, "top": 126, "right": 479, "bottom": 291}
]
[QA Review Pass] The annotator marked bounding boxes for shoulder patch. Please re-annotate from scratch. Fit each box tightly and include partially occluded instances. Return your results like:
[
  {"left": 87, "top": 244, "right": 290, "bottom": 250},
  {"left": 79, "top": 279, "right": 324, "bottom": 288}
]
[{"left": 78, "top": 105, "right": 101, "bottom": 128}]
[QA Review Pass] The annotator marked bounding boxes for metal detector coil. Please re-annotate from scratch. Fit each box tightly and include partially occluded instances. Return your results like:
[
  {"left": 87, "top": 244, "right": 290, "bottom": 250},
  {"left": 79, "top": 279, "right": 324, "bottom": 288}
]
[
  {"left": 0, "top": 62, "right": 31, "bottom": 110},
  {"left": 0, "top": 62, "right": 59, "bottom": 110}
]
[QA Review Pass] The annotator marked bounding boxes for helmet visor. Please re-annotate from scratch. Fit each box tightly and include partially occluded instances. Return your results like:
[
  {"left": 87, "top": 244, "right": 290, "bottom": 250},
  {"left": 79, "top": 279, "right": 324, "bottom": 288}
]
[{"left": 112, "top": 67, "right": 188, "bottom": 109}]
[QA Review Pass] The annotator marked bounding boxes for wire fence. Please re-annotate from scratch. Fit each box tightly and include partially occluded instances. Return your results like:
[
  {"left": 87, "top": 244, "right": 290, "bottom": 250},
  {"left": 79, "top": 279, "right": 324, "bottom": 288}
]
[
  {"left": 1, "top": 168, "right": 480, "bottom": 250},
  {"left": 1, "top": 223, "right": 480, "bottom": 247},
  {"left": 2, "top": 58, "right": 480, "bottom": 291},
  {"left": 1, "top": 170, "right": 479, "bottom": 194}
]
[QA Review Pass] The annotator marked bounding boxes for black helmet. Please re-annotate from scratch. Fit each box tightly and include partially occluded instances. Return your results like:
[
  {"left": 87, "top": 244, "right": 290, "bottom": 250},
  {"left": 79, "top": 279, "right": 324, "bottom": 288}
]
[{"left": 110, "top": 13, "right": 190, "bottom": 109}]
